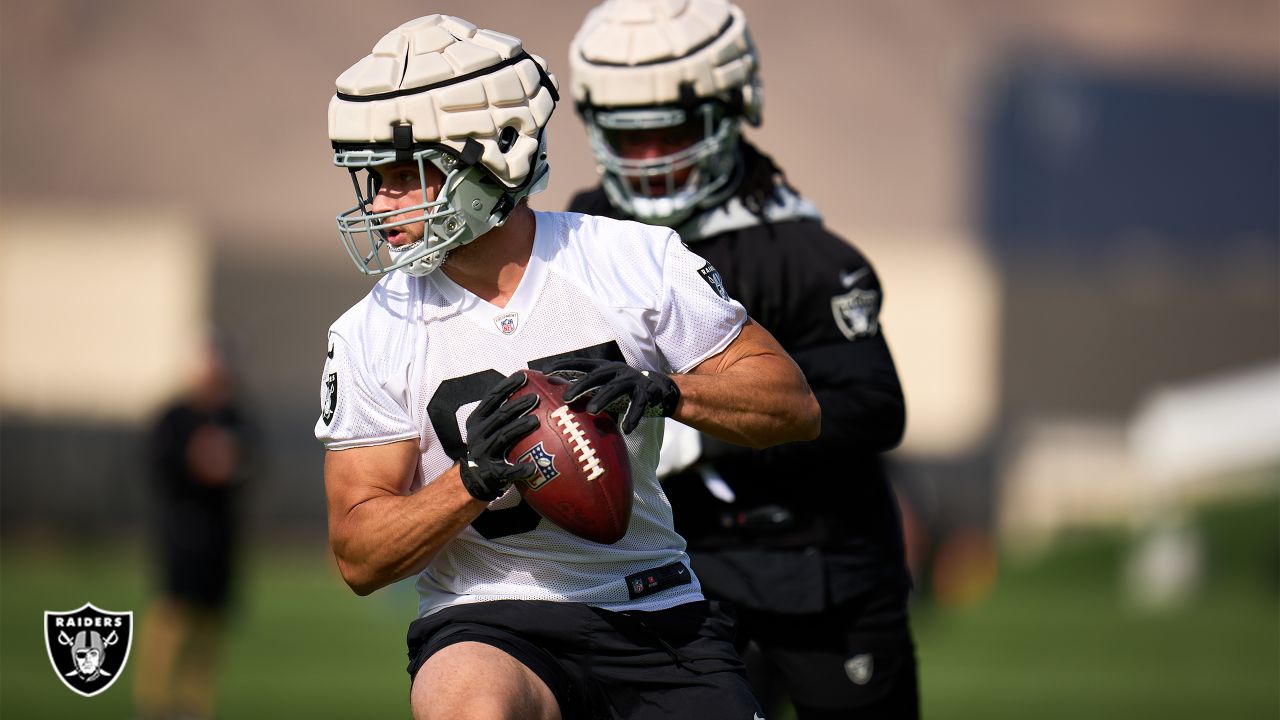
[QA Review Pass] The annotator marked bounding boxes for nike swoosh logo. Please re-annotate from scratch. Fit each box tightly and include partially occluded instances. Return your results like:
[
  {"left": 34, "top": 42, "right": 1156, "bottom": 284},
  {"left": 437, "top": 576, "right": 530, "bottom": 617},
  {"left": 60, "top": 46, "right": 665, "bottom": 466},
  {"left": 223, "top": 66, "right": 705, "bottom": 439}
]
[
  {"left": 327, "top": 345, "right": 334, "bottom": 359},
  {"left": 839, "top": 268, "right": 869, "bottom": 289}
]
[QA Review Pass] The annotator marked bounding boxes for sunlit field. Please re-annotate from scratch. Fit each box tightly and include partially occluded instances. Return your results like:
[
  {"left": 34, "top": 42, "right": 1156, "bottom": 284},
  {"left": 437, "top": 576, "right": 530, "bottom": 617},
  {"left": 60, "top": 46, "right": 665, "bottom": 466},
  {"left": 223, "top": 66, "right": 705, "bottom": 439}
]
[{"left": 3, "top": 495, "right": 1275, "bottom": 719}]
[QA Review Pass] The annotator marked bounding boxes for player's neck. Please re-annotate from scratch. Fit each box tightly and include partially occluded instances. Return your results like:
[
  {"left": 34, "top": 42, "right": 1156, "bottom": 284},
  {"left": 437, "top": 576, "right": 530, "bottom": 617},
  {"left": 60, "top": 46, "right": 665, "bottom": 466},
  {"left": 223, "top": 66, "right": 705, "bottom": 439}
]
[{"left": 440, "top": 203, "right": 536, "bottom": 308}]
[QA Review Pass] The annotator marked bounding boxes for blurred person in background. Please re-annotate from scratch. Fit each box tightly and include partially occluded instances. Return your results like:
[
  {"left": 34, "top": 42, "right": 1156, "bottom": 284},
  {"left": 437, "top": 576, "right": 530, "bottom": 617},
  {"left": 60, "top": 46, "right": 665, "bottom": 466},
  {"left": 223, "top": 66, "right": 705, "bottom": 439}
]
[
  {"left": 318, "top": 12, "right": 819, "bottom": 719},
  {"left": 567, "top": 1, "right": 918, "bottom": 717},
  {"left": 134, "top": 333, "right": 253, "bottom": 720}
]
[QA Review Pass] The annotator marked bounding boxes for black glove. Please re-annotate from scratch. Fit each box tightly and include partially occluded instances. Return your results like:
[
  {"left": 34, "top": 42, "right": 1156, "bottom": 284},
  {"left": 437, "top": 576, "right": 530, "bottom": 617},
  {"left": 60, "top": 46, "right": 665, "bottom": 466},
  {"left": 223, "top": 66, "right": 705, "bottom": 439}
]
[
  {"left": 458, "top": 372, "right": 540, "bottom": 502},
  {"left": 546, "top": 358, "right": 680, "bottom": 434}
]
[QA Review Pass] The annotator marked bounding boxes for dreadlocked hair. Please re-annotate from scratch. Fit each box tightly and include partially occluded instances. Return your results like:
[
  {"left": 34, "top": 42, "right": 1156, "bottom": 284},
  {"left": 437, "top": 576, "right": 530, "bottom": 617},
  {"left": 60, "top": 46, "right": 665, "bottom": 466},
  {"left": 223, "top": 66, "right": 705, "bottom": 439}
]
[{"left": 733, "top": 139, "right": 798, "bottom": 228}]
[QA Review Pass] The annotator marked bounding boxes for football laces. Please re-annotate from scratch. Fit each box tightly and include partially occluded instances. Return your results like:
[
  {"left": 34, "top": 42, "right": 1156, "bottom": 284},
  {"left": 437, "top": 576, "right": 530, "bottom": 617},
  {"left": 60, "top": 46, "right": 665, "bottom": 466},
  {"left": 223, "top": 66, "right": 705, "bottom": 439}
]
[{"left": 549, "top": 405, "right": 604, "bottom": 481}]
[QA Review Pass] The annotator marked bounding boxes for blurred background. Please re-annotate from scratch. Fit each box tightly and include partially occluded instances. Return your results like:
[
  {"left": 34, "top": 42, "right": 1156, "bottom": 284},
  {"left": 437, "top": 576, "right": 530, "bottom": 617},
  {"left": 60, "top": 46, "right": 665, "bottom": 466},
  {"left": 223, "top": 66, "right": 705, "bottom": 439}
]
[{"left": 1, "top": 0, "right": 1276, "bottom": 718}]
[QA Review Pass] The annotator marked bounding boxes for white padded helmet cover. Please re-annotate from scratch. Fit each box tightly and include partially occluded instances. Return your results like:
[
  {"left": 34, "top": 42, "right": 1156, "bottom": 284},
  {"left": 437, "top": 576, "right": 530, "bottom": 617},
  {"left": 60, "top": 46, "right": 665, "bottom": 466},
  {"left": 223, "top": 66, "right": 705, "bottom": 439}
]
[
  {"left": 569, "top": 0, "right": 758, "bottom": 113},
  {"left": 328, "top": 15, "right": 558, "bottom": 188}
]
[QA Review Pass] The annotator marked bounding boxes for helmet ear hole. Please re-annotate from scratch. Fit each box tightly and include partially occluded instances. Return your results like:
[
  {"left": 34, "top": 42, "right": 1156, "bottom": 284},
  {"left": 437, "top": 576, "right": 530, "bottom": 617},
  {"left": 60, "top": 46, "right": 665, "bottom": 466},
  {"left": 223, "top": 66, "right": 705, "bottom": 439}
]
[
  {"left": 331, "top": 16, "right": 559, "bottom": 278},
  {"left": 497, "top": 125, "right": 519, "bottom": 153}
]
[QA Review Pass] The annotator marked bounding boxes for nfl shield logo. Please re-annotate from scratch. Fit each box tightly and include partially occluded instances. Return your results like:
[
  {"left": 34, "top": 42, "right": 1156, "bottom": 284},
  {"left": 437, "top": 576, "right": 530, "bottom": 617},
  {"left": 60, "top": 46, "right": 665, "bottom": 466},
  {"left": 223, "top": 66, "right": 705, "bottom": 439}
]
[
  {"left": 494, "top": 312, "right": 519, "bottom": 335},
  {"left": 517, "top": 442, "right": 559, "bottom": 490},
  {"left": 44, "top": 603, "right": 133, "bottom": 697}
]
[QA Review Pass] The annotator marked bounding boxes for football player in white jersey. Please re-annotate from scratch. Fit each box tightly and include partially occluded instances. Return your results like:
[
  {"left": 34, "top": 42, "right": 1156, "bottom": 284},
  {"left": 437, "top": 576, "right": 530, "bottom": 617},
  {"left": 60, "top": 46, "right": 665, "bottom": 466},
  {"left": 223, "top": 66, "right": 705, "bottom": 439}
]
[{"left": 316, "top": 15, "right": 819, "bottom": 720}]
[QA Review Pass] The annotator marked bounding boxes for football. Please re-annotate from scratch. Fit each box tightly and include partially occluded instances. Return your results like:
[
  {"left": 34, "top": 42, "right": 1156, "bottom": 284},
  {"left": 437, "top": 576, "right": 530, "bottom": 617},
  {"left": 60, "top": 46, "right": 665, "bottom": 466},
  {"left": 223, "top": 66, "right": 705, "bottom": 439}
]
[{"left": 505, "top": 369, "right": 633, "bottom": 544}]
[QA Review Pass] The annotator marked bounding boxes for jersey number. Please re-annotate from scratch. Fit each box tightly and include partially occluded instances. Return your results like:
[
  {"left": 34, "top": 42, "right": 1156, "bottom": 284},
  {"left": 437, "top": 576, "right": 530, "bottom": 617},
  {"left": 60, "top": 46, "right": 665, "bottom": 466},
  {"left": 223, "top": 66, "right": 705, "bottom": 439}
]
[{"left": 426, "top": 341, "right": 625, "bottom": 539}]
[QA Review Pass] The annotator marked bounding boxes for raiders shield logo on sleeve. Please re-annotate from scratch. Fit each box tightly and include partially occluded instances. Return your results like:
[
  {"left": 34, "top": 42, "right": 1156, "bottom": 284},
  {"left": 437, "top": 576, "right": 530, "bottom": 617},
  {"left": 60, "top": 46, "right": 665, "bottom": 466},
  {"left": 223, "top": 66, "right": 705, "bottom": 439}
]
[
  {"left": 321, "top": 343, "right": 338, "bottom": 425},
  {"left": 44, "top": 603, "right": 133, "bottom": 697},
  {"left": 322, "top": 371, "right": 338, "bottom": 425},
  {"left": 831, "top": 287, "right": 881, "bottom": 340},
  {"left": 698, "top": 263, "right": 730, "bottom": 301}
]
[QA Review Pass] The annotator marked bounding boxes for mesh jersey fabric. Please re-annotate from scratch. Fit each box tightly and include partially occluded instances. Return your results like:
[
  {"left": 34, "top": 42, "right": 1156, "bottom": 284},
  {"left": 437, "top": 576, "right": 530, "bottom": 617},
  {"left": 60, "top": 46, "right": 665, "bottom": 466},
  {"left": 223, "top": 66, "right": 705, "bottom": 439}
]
[{"left": 315, "top": 211, "right": 747, "bottom": 617}]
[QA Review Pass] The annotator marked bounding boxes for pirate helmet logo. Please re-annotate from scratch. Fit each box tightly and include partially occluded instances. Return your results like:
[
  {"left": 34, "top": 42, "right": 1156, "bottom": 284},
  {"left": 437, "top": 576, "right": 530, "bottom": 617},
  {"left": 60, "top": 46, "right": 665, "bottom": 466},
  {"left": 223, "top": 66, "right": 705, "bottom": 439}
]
[
  {"left": 830, "top": 287, "right": 881, "bottom": 341},
  {"left": 44, "top": 603, "right": 133, "bottom": 697}
]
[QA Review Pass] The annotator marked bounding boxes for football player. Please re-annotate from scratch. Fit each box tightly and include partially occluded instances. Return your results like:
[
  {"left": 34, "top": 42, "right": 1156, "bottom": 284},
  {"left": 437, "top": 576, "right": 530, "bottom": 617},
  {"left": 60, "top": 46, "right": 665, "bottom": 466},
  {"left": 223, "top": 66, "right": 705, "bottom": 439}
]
[
  {"left": 135, "top": 334, "right": 251, "bottom": 720},
  {"left": 316, "top": 14, "right": 820, "bottom": 720},
  {"left": 567, "top": 1, "right": 919, "bottom": 717}
]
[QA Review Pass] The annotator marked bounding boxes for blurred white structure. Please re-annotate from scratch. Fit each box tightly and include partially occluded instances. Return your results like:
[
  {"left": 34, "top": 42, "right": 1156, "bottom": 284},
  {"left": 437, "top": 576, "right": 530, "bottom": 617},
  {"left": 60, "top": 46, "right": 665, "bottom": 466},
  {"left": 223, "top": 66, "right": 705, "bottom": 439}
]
[
  {"left": 1130, "top": 362, "right": 1280, "bottom": 498},
  {"left": 998, "top": 418, "right": 1141, "bottom": 556},
  {"left": 1122, "top": 363, "right": 1279, "bottom": 607},
  {"left": 999, "top": 363, "right": 1280, "bottom": 555}
]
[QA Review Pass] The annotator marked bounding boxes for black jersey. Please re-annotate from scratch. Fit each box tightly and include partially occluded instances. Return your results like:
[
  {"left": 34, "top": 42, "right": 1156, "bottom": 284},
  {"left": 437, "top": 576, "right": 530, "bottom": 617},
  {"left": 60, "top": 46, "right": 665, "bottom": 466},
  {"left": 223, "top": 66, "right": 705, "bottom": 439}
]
[
  {"left": 148, "top": 401, "right": 251, "bottom": 607},
  {"left": 569, "top": 174, "right": 910, "bottom": 612}
]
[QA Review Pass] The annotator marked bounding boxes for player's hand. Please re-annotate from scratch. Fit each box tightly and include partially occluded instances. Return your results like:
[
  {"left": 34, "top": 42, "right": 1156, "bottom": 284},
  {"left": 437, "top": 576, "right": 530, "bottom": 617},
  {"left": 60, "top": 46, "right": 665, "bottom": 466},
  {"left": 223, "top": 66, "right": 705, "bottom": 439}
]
[
  {"left": 459, "top": 372, "right": 540, "bottom": 502},
  {"left": 546, "top": 358, "right": 680, "bottom": 434}
]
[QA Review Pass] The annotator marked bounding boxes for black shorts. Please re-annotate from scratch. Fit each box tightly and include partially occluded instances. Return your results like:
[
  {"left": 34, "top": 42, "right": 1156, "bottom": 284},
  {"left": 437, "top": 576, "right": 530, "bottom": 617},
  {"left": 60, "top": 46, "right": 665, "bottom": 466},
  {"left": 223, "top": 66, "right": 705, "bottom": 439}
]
[
  {"left": 156, "top": 504, "right": 236, "bottom": 610},
  {"left": 734, "top": 587, "right": 919, "bottom": 719},
  {"left": 406, "top": 600, "right": 761, "bottom": 720}
]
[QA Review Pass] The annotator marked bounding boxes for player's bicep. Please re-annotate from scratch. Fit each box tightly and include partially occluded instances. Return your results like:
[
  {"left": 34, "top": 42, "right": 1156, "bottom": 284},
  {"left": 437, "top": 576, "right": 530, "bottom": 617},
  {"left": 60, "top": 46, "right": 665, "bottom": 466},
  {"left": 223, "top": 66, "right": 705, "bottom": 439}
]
[
  {"left": 687, "top": 318, "right": 788, "bottom": 377},
  {"left": 324, "top": 440, "right": 419, "bottom": 532}
]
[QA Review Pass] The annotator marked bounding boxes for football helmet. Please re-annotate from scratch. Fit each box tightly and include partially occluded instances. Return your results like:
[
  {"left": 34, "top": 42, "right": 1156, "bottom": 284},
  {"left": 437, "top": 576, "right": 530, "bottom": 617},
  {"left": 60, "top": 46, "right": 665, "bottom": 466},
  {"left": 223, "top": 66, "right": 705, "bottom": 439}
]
[
  {"left": 71, "top": 631, "right": 109, "bottom": 677},
  {"left": 570, "top": 0, "right": 761, "bottom": 226},
  {"left": 329, "top": 15, "right": 559, "bottom": 276}
]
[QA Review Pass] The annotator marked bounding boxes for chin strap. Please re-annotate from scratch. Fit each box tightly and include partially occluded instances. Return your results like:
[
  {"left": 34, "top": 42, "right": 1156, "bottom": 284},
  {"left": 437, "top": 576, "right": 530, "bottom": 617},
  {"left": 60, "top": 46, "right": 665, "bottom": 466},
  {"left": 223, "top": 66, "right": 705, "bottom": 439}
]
[{"left": 394, "top": 124, "right": 414, "bottom": 162}]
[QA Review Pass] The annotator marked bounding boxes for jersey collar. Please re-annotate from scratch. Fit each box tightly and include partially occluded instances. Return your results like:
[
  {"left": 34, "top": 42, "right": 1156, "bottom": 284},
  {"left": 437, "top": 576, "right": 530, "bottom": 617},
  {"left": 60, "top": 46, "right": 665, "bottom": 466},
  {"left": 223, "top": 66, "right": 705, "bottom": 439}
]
[{"left": 429, "top": 212, "right": 551, "bottom": 338}]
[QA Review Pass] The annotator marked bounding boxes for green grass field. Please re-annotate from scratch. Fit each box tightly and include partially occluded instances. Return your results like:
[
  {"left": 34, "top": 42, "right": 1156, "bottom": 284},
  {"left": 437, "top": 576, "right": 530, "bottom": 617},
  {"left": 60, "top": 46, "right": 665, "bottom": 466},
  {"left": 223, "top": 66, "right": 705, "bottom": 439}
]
[
  {"left": 913, "top": 495, "right": 1279, "bottom": 720},
  {"left": 3, "top": 495, "right": 1276, "bottom": 719}
]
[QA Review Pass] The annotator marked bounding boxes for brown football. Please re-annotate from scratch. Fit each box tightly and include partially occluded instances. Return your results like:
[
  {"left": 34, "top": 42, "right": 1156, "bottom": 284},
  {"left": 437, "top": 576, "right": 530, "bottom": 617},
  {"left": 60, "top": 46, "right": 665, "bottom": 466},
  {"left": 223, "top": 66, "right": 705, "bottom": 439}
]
[{"left": 505, "top": 369, "right": 633, "bottom": 544}]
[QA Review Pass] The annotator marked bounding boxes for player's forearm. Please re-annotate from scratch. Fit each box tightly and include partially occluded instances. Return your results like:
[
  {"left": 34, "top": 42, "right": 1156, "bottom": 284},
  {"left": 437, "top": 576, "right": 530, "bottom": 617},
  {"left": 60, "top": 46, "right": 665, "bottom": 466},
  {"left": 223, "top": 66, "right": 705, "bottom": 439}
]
[
  {"left": 673, "top": 354, "right": 820, "bottom": 449},
  {"left": 330, "top": 467, "right": 486, "bottom": 595}
]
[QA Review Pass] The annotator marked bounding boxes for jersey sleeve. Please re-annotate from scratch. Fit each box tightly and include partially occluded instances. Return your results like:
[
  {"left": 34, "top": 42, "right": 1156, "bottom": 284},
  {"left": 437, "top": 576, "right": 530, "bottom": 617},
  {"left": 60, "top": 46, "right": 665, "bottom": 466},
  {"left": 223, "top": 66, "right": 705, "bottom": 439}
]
[
  {"left": 655, "top": 232, "right": 748, "bottom": 373},
  {"left": 314, "top": 332, "right": 418, "bottom": 451}
]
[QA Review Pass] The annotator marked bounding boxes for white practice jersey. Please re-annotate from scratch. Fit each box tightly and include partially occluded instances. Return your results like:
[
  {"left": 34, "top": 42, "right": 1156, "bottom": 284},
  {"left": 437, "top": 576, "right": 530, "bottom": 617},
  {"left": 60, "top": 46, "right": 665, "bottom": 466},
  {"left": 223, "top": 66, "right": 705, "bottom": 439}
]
[{"left": 315, "top": 211, "right": 747, "bottom": 617}]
